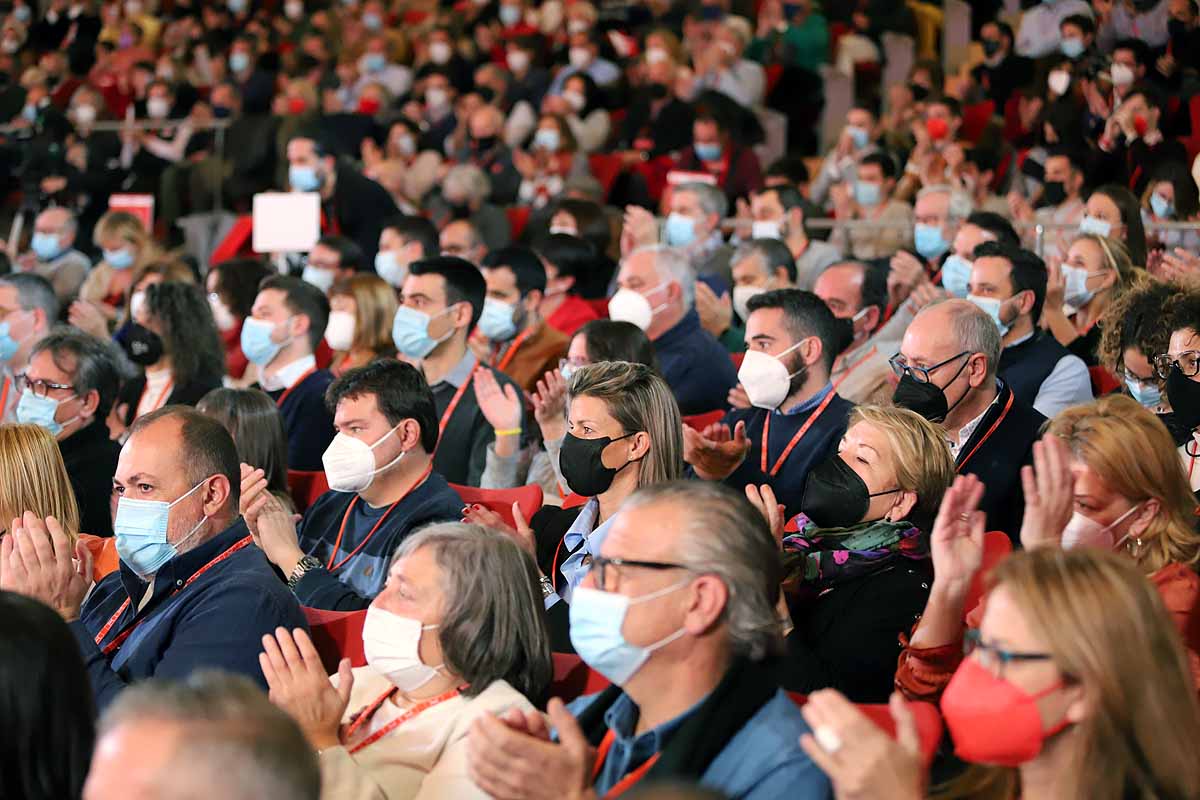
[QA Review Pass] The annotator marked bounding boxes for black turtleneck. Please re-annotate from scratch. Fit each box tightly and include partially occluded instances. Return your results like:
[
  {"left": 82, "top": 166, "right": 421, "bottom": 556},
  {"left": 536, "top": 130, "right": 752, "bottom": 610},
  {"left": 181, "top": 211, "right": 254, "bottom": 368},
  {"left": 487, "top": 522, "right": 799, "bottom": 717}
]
[{"left": 58, "top": 418, "right": 121, "bottom": 537}]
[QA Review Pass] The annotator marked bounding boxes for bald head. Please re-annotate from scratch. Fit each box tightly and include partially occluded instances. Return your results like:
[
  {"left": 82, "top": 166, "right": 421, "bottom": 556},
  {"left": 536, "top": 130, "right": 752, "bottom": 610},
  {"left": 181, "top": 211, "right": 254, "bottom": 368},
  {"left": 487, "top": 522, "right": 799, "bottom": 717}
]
[
  {"left": 903, "top": 299, "right": 1001, "bottom": 381},
  {"left": 469, "top": 105, "right": 503, "bottom": 138}
]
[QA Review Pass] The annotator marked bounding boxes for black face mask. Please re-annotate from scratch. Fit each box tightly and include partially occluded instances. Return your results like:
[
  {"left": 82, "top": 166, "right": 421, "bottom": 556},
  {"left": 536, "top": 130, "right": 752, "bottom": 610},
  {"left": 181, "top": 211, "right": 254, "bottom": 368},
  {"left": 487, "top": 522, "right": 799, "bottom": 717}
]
[
  {"left": 448, "top": 202, "right": 472, "bottom": 220},
  {"left": 891, "top": 355, "right": 971, "bottom": 423},
  {"left": 1169, "top": 18, "right": 1188, "bottom": 39},
  {"left": 1158, "top": 411, "right": 1196, "bottom": 448},
  {"left": 1166, "top": 368, "right": 1200, "bottom": 432},
  {"left": 559, "top": 431, "right": 637, "bottom": 497},
  {"left": 1041, "top": 180, "right": 1067, "bottom": 207},
  {"left": 800, "top": 454, "right": 899, "bottom": 529},
  {"left": 471, "top": 135, "right": 497, "bottom": 153},
  {"left": 647, "top": 82, "right": 669, "bottom": 100},
  {"left": 124, "top": 323, "right": 164, "bottom": 366},
  {"left": 982, "top": 39, "right": 1002, "bottom": 58}
]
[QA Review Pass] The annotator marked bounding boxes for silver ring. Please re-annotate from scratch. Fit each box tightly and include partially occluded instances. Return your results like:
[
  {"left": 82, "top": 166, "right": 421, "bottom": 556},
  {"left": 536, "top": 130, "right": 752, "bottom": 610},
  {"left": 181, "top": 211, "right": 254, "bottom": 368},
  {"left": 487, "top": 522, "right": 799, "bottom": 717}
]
[
  {"left": 958, "top": 513, "right": 970, "bottom": 521},
  {"left": 814, "top": 725, "right": 842, "bottom": 754}
]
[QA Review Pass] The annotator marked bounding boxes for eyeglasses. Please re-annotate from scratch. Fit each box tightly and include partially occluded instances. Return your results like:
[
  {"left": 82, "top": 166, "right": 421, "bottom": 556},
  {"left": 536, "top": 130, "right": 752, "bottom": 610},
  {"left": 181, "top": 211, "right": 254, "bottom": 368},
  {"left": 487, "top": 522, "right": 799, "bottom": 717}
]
[
  {"left": 964, "top": 629, "right": 1053, "bottom": 674},
  {"left": 1117, "top": 366, "right": 1161, "bottom": 386},
  {"left": 588, "top": 555, "right": 691, "bottom": 591},
  {"left": 1154, "top": 350, "right": 1200, "bottom": 381},
  {"left": 14, "top": 373, "right": 75, "bottom": 397},
  {"left": 888, "top": 351, "right": 969, "bottom": 385}
]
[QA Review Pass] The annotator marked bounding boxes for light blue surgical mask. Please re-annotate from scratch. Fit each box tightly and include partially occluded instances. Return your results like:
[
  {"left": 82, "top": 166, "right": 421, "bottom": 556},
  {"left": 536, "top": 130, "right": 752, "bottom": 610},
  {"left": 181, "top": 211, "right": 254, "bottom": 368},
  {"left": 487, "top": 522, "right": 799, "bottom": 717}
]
[
  {"left": 914, "top": 223, "right": 950, "bottom": 261},
  {"left": 533, "top": 128, "right": 561, "bottom": 151},
  {"left": 569, "top": 582, "right": 689, "bottom": 685},
  {"left": 0, "top": 321, "right": 20, "bottom": 364},
  {"left": 694, "top": 141, "right": 722, "bottom": 161},
  {"left": 240, "top": 316, "right": 290, "bottom": 366},
  {"left": 1078, "top": 215, "right": 1111, "bottom": 238},
  {"left": 560, "top": 362, "right": 577, "bottom": 381},
  {"left": 31, "top": 231, "right": 62, "bottom": 261},
  {"left": 289, "top": 164, "right": 322, "bottom": 192},
  {"left": 498, "top": 4, "right": 521, "bottom": 26},
  {"left": 104, "top": 247, "right": 135, "bottom": 270},
  {"left": 114, "top": 479, "right": 211, "bottom": 578},
  {"left": 663, "top": 212, "right": 696, "bottom": 247},
  {"left": 940, "top": 254, "right": 972, "bottom": 298},
  {"left": 478, "top": 297, "right": 518, "bottom": 341},
  {"left": 20, "top": 104, "right": 36, "bottom": 123},
  {"left": 16, "top": 389, "right": 78, "bottom": 436},
  {"left": 854, "top": 180, "right": 881, "bottom": 207},
  {"left": 228, "top": 0, "right": 246, "bottom": 12},
  {"left": 846, "top": 125, "right": 870, "bottom": 149},
  {"left": 1151, "top": 192, "right": 1174, "bottom": 219},
  {"left": 362, "top": 11, "right": 383, "bottom": 30},
  {"left": 229, "top": 51, "right": 250, "bottom": 73},
  {"left": 1060, "top": 37, "right": 1084, "bottom": 59},
  {"left": 363, "top": 51, "right": 386, "bottom": 72},
  {"left": 375, "top": 250, "right": 408, "bottom": 288},
  {"left": 301, "top": 264, "right": 336, "bottom": 293},
  {"left": 391, "top": 305, "right": 454, "bottom": 359},
  {"left": 968, "top": 294, "right": 1011, "bottom": 336},
  {"left": 1125, "top": 375, "right": 1162, "bottom": 409}
]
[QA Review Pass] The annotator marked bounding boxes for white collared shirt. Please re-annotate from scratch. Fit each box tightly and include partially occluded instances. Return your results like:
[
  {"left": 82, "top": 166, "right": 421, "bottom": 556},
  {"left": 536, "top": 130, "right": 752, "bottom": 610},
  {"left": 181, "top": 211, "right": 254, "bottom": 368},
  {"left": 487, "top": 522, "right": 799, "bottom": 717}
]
[
  {"left": 947, "top": 392, "right": 1000, "bottom": 460},
  {"left": 261, "top": 354, "right": 316, "bottom": 393}
]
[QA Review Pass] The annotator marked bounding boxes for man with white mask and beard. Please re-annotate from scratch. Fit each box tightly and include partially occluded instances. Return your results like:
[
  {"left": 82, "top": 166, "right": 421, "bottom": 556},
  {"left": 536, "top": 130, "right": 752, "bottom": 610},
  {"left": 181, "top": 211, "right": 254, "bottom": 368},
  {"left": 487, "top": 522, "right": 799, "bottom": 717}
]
[
  {"left": 683, "top": 289, "right": 853, "bottom": 517},
  {"left": 241, "top": 360, "right": 463, "bottom": 611},
  {"left": 0, "top": 406, "right": 306, "bottom": 712}
]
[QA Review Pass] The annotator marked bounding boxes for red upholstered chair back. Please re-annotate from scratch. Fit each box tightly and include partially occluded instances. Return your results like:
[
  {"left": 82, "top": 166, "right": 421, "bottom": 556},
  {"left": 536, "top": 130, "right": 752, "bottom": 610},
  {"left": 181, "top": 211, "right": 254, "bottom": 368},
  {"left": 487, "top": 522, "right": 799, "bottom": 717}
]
[
  {"left": 304, "top": 607, "right": 368, "bottom": 674},
  {"left": 287, "top": 470, "right": 331, "bottom": 514},
  {"left": 682, "top": 409, "right": 726, "bottom": 431},
  {"left": 963, "top": 531, "right": 1014, "bottom": 616},
  {"left": 451, "top": 483, "right": 544, "bottom": 528}
]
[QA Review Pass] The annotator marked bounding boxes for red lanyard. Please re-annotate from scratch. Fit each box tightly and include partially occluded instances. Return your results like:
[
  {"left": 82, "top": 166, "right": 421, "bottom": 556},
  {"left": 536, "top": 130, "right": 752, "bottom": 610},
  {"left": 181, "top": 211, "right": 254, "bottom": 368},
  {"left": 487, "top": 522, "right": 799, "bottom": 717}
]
[
  {"left": 955, "top": 391, "right": 1014, "bottom": 473},
  {"left": 760, "top": 389, "right": 837, "bottom": 478},
  {"left": 493, "top": 328, "right": 534, "bottom": 372},
  {"left": 325, "top": 463, "right": 433, "bottom": 572},
  {"left": 591, "top": 729, "right": 661, "bottom": 799},
  {"left": 343, "top": 686, "right": 462, "bottom": 755},
  {"left": 437, "top": 362, "right": 479, "bottom": 439},
  {"left": 140, "top": 375, "right": 174, "bottom": 414},
  {"left": 0, "top": 375, "right": 10, "bottom": 415},
  {"left": 93, "top": 535, "right": 254, "bottom": 656},
  {"left": 275, "top": 367, "right": 317, "bottom": 408},
  {"left": 832, "top": 346, "right": 876, "bottom": 391}
]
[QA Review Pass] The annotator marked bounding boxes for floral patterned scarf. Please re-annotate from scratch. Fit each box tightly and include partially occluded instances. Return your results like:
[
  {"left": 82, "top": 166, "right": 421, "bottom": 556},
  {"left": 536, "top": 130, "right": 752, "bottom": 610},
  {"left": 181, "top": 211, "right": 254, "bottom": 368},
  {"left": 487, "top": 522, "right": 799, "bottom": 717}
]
[{"left": 781, "top": 514, "right": 929, "bottom": 599}]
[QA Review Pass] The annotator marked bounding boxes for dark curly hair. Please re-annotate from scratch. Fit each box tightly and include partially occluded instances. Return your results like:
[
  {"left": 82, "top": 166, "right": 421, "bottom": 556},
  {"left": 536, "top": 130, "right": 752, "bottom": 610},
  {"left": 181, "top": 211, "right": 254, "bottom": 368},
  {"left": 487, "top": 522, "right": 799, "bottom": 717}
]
[
  {"left": 1097, "top": 277, "right": 1191, "bottom": 378},
  {"left": 145, "top": 281, "right": 227, "bottom": 387}
]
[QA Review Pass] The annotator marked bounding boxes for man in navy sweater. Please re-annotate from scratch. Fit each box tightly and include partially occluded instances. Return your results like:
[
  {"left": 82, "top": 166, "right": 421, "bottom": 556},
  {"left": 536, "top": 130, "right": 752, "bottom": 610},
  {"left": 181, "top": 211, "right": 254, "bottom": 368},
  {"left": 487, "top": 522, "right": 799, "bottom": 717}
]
[
  {"left": 244, "top": 275, "right": 337, "bottom": 471},
  {"left": 684, "top": 289, "right": 854, "bottom": 517},
  {"left": 243, "top": 360, "right": 463, "bottom": 610},
  {"left": 0, "top": 406, "right": 306, "bottom": 711},
  {"left": 609, "top": 245, "right": 739, "bottom": 415}
]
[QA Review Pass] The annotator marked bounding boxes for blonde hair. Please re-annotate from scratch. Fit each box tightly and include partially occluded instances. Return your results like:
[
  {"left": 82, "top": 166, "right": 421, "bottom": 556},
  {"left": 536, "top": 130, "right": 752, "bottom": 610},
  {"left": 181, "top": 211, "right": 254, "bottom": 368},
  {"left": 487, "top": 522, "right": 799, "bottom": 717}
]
[
  {"left": 942, "top": 548, "right": 1200, "bottom": 799},
  {"left": 93, "top": 211, "right": 163, "bottom": 276},
  {"left": 0, "top": 425, "right": 81, "bottom": 541},
  {"left": 567, "top": 361, "right": 683, "bottom": 488},
  {"left": 330, "top": 273, "right": 398, "bottom": 355},
  {"left": 1046, "top": 395, "right": 1200, "bottom": 573},
  {"left": 1069, "top": 233, "right": 1141, "bottom": 295},
  {"left": 849, "top": 405, "right": 954, "bottom": 518}
]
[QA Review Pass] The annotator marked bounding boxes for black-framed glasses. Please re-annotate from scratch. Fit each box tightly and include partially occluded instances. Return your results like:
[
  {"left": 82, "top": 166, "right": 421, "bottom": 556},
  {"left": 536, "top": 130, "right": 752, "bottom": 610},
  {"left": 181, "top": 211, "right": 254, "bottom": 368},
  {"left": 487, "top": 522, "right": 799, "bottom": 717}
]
[
  {"left": 888, "top": 351, "right": 969, "bottom": 385},
  {"left": 14, "top": 373, "right": 74, "bottom": 397},
  {"left": 589, "top": 555, "right": 691, "bottom": 591},
  {"left": 964, "top": 629, "right": 1054, "bottom": 673},
  {"left": 1154, "top": 350, "right": 1200, "bottom": 381}
]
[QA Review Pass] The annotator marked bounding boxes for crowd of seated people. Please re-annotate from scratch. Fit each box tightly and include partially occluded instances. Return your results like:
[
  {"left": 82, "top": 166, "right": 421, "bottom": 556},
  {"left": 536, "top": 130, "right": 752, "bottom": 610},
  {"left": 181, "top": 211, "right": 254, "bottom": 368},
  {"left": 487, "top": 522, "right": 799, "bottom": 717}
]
[{"left": 5, "top": 0, "right": 1200, "bottom": 798}]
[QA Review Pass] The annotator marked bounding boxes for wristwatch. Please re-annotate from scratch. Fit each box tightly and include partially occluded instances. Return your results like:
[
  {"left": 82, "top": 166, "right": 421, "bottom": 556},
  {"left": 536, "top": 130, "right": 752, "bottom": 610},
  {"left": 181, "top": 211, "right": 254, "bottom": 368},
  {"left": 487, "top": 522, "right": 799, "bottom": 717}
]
[
  {"left": 540, "top": 575, "right": 554, "bottom": 599},
  {"left": 288, "top": 555, "right": 322, "bottom": 590}
]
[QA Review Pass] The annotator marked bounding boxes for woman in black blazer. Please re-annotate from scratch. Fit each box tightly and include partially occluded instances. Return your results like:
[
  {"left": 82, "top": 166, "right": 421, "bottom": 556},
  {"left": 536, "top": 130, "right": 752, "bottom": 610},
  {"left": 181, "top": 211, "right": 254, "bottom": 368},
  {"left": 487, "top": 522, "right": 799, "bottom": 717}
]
[{"left": 111, "top": 281, "right": 225, "bottom": 440}]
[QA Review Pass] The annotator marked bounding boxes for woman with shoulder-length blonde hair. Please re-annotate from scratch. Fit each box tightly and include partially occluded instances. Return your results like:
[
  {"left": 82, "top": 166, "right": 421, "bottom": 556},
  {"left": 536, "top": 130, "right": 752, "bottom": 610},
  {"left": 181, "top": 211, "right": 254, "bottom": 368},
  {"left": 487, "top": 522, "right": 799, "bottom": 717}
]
[
  {"left": 325, "top": 274, "right": 399, "bottom": 376},
  {"left": 74, "top": 211, "right": 163, "bottom": 331},
  {"left": 1041, "top": 233, "right": 1144, "bottom": 365},
  {"left": 803, "top": 548, "right": 1200, "bottom": 800},
  {"left": 0, "top": 424, "right": 81, "bottom": 539},
  {"left": 464, "top": 360, "right": 683, "bottom": 651},
  {"left": 898, "top": 395, "right": 1200, "bottom": 706},
  {"left": 768, "top": 404, "right": 955, "bottom": 702}
]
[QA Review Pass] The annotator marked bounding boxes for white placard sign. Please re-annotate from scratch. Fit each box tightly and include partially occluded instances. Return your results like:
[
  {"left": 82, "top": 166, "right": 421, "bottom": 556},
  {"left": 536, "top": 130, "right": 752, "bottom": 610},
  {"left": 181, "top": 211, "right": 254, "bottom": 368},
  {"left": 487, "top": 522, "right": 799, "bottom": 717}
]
[{"left": 252, "top": 192, "right": 320, "bottom": 253}]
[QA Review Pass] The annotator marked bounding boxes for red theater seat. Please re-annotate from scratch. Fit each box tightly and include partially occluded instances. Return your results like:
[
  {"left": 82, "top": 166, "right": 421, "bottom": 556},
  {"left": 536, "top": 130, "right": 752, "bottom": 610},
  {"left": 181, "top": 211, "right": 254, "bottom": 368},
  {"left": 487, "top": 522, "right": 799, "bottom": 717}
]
[
  {"left": 451, "top": 483, "right": 544, "bottom": 528},
  {"left": 287, "top": 470, "right": 330, "bottom": 514},
  {"left": 304, "top": 607, "right": 367, "bottom": 674}
]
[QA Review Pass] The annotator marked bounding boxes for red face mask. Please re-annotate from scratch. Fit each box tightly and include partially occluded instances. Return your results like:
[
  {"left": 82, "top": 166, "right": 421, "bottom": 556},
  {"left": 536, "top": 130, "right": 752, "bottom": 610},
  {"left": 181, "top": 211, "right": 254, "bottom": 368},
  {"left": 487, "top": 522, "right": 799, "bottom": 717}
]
[
  {"left": 1133, "top": 114, "right": 1149, "bottom": 137},
  {"left": 940, "top": 657, "right": 1072, "bottom": 767},
  {"left": 926, "top": 116, "right": 949, "bottom": 141},
  {"left": 287, "top": 97, "right": 308, "bottom": 115},
  {"left": 358, "top": 97, "right": 381, "bottom": 115}
]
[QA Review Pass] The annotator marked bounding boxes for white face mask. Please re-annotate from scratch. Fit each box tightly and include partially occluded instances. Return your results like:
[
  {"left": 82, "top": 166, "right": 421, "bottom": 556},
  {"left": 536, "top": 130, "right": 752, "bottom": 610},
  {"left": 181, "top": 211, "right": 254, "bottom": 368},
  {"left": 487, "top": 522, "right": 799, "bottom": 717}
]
[
  {"left": 321, "top": 423, "right": 405, "bottom": 493},
  {"left": 362, "top": 605, "right": 444, "bottom": 692},
  {"left": 1061, "top": 503, "right": 1143, "bottom": 551},
  {"left": 1047, "top": 69, "right": 1071, "bottom": 97},
  {"left": 302, "top": 264, "right": 337, "bottom": 294},
  {"left": 737, "top": 339, "right": 806, "bottom": 410},
  {"left": 208, "top": 293, "right": 237, "bottom": 332},
  {"left": 732, "top": 284, "right": 766, "bottom": 322},
  {"left": 750, "top": 219, "right": 783, "bottom": 240},
  {"left": 130, "top": 290, "right": 147, "bottom": 322},
  {"left": 324, "top": 310, "right": 356, "bottom": 351},
  {"left": 607, "top": 283, "right": 667, "bottom": 331}
]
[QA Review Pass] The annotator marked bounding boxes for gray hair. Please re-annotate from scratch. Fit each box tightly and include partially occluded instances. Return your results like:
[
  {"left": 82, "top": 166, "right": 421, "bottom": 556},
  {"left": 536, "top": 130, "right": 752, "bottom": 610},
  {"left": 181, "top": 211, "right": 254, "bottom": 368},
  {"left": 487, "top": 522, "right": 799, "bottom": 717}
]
[
  {"left": 677, "top": 181, "right": 729, "bottom": 220},
  {"left": 732, "top": 238, "right": 796, "bottom": 284},
  {"left": 918, "top": 183, "right": 973, "bottom": 224},
  {"left": 394, "top": 522, "right": 553, "bottom": 703},
  {"left": 31, "top": 326, "right": 129, "bottom": 420},
  {"left": 634, "top": 244, "right": 696, "bottom": 308},
  {"left": 621, "top": 481, "right": 784, "bottom": 662},
  {"left": 0, "top": 272, "right": 59, "bottom": 326},
  {"left": 444, "top": 164, "right": 492, "bottom": 206},
  {"left": 99, "top": 671, "right": 320, "bottom": 800},
  {"left": 936, "top": 298, "right": 1002, "bottom": 379},
  {"left": 39, "top": 206, "right": 77, "bottom": 238}
]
